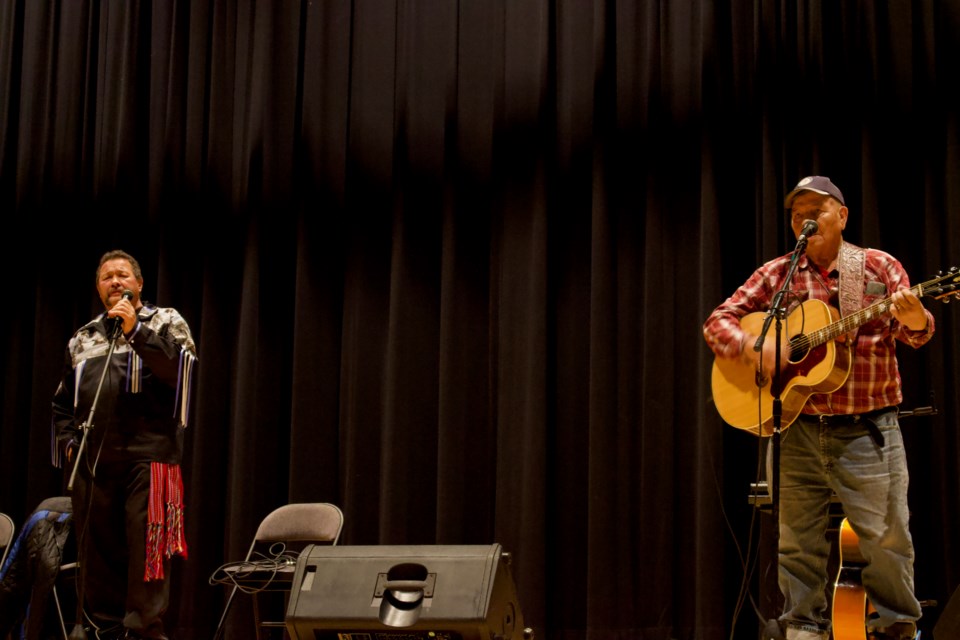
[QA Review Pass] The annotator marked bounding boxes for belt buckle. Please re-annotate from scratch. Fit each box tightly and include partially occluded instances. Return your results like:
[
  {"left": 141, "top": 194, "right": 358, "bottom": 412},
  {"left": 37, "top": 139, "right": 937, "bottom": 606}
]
[{"left": 819, "top": 413, "right": 861, "bottom": 425}]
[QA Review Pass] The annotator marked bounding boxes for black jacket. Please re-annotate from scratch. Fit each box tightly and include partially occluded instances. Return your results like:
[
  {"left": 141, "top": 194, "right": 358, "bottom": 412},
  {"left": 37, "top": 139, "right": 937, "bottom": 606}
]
[{"left": 0, "top": 497, "right": 73, "bottom": 640}]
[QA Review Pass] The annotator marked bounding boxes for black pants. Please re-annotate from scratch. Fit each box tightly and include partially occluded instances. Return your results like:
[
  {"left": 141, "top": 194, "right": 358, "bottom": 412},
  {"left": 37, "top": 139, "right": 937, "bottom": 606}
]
[{"left": 72, "top": 460, "right": 170, "bottom": 639}]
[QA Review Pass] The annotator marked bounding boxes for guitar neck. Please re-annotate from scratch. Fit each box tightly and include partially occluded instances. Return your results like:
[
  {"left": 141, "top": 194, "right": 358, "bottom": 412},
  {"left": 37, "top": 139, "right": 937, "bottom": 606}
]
[{"left": 805, "top": 283, "right": 926, "bottom": 349}]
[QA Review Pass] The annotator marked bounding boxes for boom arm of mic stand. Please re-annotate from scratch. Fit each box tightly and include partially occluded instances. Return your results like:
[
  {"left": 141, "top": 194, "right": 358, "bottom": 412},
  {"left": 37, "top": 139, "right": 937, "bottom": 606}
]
[
  {"left": 67, "top": 333, "right": 121, "bottom": 491},
  {"left": 754, "top": 237, "right": 807, "bottom": 352},
  {"left": 754, "top": 292, "right": 785, "bottom": 352}
]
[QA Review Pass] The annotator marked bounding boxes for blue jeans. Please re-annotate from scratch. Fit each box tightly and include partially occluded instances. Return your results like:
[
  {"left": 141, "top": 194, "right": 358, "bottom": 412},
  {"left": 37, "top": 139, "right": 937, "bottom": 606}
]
[{"left": 775, "top": 410, "right": 921, "bottom": 637}]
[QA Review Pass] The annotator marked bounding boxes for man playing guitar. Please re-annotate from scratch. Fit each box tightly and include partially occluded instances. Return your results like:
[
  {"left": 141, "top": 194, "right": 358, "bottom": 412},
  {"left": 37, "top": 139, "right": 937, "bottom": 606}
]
[{"left": 703, "top": 176, "right": 935, "bottom": 640}]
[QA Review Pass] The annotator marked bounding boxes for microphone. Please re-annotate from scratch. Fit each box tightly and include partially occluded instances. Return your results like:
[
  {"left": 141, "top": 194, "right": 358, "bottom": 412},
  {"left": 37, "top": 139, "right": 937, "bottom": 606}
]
[
  {"left": 107, "top": 289, "right": 135, "bottom": 337},
  {"left": 758, "top": 219, "right": 819, "bottom": 351},
  {"left": 798, "top": 219, "right": 818, "bottom": 241}
]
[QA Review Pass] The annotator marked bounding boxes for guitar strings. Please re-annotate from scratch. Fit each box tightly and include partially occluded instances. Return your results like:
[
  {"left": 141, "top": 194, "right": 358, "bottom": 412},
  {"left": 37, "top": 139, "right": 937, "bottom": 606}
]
[{"left": 791, "top": 275, "right": 956, "bottom": 355}]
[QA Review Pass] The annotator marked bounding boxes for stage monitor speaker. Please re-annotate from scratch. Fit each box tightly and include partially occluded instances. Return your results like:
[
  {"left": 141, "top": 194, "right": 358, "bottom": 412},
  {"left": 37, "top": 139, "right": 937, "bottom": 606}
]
[{"left": 285, "top": 543, "right": 531, "bottom": 640}]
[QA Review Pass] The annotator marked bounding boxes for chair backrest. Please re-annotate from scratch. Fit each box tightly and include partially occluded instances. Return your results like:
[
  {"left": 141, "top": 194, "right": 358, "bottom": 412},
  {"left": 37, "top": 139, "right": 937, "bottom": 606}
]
[
  {"left": 0, "top": 512, "right": 15, "bottom": 572},
  {"left": 254, "top": 503, "right": 344, "bottom": 547}
]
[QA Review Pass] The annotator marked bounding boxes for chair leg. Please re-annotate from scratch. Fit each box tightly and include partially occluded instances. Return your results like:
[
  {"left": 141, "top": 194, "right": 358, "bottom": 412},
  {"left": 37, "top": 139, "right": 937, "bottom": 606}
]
[
  {"left": 252, "top": 592, "right": 290, "bottom": 640},
  {"left": 252, "top": 592, "right": 262, "bottom": 640},
  {"left": 52, "top": 562, "right": 80, "bottom": 640},
  {"left": 51, "top": 584, "right": 69, "bottom": 640},
  {"left": 213, "top": 584, "right": 239, "bottom": 640}
]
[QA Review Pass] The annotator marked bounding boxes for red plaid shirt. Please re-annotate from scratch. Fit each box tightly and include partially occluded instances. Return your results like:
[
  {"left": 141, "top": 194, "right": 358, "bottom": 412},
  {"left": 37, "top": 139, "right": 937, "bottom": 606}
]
[{"left": 703, "top": 246, "right": 934, "bottom": 415}]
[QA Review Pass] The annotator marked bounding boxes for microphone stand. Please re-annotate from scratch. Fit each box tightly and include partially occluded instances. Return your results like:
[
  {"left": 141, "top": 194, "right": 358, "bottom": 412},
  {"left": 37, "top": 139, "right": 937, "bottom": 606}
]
[
  {"left": 898, "top": 391, "right": 938, "bottom": 419},
  {"left": 65, "top": 316, "right": 123, "bottom": 640},
  {"left": 753, "top": 233, "right": 808, "bottom": 640}
]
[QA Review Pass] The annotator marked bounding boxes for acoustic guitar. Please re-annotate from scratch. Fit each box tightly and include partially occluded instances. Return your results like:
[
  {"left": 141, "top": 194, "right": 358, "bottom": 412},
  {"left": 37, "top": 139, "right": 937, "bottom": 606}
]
[
  {"left": 711, "top": 267, "right": 960, "bottom": 436},
  {"left": 832, "top": 517, "right": 872, "bottom": 640}
]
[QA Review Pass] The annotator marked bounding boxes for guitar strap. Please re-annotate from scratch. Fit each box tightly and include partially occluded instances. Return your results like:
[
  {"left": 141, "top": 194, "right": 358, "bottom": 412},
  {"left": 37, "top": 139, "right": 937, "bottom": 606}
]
[
  {"left": 838, "top": 241, "right": 866, "bottom": 340},
  {"left": 838, "top": 242, "right": 887, "bottom": 447}
]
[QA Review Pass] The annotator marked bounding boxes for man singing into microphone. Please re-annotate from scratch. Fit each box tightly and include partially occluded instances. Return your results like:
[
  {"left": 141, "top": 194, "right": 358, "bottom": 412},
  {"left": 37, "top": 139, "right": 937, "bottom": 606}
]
[
  {"left": 52, "top": 249, "right": 198, "bottom": 639},
  {"left": 702, "top": 177, "right": 933, "bottom": 640}
]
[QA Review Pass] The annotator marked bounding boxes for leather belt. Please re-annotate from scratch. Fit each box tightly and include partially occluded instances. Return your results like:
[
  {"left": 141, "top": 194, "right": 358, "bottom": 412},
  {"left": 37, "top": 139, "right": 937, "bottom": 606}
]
[{"left": 815, "top": 407, "right": 893, "bottom": 426}]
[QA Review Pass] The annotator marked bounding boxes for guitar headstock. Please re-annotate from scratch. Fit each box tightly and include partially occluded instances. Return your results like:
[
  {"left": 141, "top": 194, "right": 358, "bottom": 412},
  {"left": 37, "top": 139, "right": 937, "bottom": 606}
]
[{"left": 924, "top": 266, "right": 960, "bottom": 303}]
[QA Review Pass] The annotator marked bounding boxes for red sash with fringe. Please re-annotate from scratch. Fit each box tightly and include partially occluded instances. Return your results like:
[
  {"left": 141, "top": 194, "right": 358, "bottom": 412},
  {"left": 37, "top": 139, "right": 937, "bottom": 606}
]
[{"left": 145, "top": 462, "right": 188, "bottom": 581}]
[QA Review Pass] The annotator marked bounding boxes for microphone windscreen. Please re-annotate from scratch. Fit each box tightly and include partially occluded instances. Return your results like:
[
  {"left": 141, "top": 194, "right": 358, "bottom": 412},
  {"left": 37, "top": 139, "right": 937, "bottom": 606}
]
[{"left": 800, "top": 219, "right": 818, "bottom": 237}]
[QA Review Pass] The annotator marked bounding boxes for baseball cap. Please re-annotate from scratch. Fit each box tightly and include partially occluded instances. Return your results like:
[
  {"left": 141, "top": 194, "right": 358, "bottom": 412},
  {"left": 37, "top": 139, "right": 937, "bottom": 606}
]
[{"left": 784, "top": 176, "right": 845, "bottom": 208}]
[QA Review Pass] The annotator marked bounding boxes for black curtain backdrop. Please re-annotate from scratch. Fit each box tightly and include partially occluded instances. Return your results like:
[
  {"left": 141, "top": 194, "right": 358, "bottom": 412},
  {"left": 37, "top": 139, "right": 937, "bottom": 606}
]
[{"left": 2, "top": 1, "right": 959, "bottom": 639}]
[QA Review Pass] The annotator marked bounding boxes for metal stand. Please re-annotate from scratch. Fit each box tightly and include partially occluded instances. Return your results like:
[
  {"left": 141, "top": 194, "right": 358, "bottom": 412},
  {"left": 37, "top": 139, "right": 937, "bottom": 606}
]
[
  {"left": 64, "top": 316, "right": 124, "bottom": 640},
  {"left": 753, "top": 234, "right": 809, "bottom": 640}
]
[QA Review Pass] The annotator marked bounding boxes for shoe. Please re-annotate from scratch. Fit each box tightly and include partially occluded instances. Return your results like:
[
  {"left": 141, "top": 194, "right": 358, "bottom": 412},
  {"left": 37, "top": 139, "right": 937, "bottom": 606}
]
[{"left": 866, "top": 621, "right": 918, "bottom": 640}]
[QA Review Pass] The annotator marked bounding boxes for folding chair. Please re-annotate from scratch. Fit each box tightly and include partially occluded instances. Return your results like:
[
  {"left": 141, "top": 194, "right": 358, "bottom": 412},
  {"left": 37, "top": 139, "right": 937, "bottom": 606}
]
[
  {"left": 213, "top": 503, "right": 344, "bottom": 639},
  {"left": 0, "top": 511, "right": 15, "bottom": 640},
  {"left": 0, "top": 512, "right": 13, "bottom": 571}
]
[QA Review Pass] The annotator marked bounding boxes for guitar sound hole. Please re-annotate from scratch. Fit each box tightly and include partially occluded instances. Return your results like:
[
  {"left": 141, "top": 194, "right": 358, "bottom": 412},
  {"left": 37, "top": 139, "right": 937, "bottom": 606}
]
[{"left": 789, "top": 336, "right": 809, "bottom": 363}]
